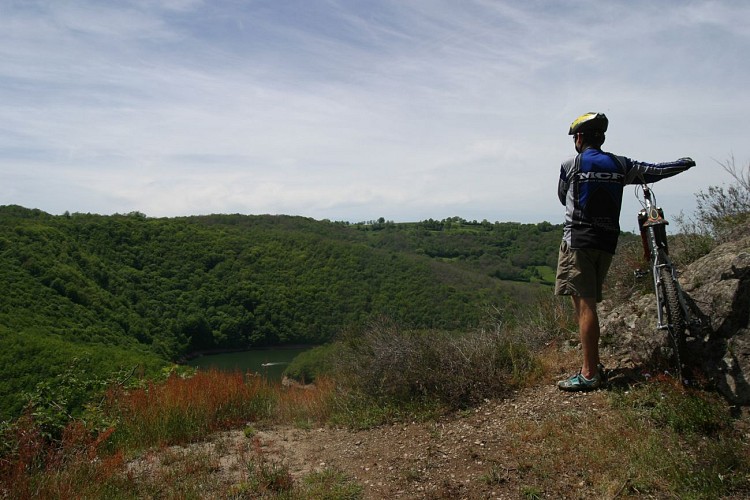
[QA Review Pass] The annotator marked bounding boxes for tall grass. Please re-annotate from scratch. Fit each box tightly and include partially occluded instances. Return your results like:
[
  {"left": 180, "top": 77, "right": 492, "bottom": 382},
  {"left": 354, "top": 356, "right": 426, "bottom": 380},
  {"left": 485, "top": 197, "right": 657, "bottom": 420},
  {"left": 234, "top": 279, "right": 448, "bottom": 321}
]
[
  {"left": 276, "top": 376, "right": 336, "bottom": 427},
  {"left": 0, "top": 412, "right": 123, "bottom": 499},
  {"left": 515, "top": 291, "right": 577, "bottom": 347},
  {"left": 105, "top": 369, "right": 275, "bottom": 451},
  {"left": 0, "top": 369, "right": 342, "bottom": 498}
]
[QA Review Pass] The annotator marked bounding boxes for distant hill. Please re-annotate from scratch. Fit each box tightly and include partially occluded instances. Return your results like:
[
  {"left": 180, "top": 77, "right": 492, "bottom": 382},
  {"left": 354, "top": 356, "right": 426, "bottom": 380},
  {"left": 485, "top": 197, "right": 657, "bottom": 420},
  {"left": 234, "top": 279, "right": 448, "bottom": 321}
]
[{"left": 0, "top": 205, "right": 561, "bottom": 419}]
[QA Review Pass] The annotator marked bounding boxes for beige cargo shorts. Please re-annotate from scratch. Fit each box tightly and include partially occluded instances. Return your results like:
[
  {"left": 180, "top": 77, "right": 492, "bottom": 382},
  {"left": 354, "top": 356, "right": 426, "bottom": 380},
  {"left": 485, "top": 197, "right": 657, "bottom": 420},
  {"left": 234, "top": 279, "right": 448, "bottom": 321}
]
[{"left": 554, "top": 241, "right": 613, "bottom": 302}]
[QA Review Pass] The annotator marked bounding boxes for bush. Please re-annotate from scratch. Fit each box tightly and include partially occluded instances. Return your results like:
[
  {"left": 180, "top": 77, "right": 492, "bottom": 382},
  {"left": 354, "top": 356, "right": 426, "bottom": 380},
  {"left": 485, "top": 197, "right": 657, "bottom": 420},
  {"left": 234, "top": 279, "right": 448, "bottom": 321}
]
[
  {"left": 283, "top": 343, "right": 341, "bottom": 383},
  {"left": 332, "top": 317, "right": 540, "bottom": 413},
  {"left": 22, "top": 359, "right": 112, "bottom": 442},
  {"left": 677, "top": 155, "right": 750, "bottom": 244},
  {"left": 667, "top": 231, "right": 716, "bottom": 267}
]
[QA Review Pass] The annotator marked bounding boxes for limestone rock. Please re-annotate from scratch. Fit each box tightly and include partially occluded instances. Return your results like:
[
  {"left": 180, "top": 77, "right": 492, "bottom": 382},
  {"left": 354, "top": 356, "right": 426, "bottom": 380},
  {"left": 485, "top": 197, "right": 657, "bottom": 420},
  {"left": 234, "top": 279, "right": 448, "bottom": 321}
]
[{"left": 600, "top": 230, "right": 750, "bottom": 403}]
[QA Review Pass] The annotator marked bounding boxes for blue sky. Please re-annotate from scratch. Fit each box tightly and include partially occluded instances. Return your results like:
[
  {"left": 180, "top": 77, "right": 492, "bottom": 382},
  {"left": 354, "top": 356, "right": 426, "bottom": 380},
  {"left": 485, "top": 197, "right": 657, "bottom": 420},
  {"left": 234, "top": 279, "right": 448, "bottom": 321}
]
[{"left": 1, "top": 0, "right": 747, "bottom": 226}]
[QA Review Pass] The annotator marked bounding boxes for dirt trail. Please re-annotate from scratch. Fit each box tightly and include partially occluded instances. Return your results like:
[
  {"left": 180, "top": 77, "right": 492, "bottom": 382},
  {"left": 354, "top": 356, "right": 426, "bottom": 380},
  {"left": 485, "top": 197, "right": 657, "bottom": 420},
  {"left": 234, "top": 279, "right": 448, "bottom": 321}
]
[
  {"left": 253, "top": 383, "right": 607, "bottom": 499},
  {"left": 130, "top": 377, "right": 614, "bottom": 499}
]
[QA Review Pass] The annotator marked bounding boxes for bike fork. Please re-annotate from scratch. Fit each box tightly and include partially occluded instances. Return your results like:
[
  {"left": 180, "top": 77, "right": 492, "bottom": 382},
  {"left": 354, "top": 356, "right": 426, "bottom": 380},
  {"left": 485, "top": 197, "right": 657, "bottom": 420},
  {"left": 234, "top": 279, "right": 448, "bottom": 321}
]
[
  {"left": 652, "top": 262, "right": 669, "bottom": 330},
  {"left": 652, "top": 260, "right": 692, "bottom": 331}
]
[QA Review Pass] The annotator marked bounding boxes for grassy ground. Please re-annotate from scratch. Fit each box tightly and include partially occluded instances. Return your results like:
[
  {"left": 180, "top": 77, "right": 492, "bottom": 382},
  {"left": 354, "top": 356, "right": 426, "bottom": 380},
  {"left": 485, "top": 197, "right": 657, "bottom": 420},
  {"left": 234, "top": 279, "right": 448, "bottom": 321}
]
[{"left": 2, "top": 339, "right": 749, "bottom": 499}]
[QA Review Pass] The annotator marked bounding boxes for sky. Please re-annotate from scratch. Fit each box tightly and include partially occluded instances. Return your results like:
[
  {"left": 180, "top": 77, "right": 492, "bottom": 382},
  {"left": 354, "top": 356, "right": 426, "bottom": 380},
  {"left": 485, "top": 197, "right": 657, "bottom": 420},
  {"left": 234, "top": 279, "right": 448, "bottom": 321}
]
[{"left": 1, "top": 0, "right": 748, "bottom": 227}]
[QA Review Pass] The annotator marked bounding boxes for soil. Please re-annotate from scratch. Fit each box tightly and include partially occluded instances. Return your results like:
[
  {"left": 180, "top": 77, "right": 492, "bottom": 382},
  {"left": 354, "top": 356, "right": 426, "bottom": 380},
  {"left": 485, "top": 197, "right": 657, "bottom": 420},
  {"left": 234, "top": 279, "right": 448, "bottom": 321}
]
[
  {"left": 129, "top": 360, "right": 636, "bottom": 499},
  {"left": 252, "top": 383, "right": 609, "bottom": 499}
]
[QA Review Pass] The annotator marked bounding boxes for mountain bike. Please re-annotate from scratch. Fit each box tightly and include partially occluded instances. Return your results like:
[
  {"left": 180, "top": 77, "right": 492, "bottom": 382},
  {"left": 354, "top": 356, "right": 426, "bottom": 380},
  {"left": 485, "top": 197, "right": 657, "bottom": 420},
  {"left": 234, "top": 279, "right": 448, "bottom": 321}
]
[{"left": 635, "top": 184, "right": 692, "bottom": 378}]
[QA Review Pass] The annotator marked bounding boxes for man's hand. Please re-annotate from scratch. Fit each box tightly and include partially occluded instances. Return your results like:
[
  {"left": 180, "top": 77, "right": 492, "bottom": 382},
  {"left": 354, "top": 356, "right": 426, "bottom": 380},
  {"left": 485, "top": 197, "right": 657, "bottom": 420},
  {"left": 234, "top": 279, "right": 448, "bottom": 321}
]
[{"left": 679, "top": 157, "right": 696, "bottom": 167}]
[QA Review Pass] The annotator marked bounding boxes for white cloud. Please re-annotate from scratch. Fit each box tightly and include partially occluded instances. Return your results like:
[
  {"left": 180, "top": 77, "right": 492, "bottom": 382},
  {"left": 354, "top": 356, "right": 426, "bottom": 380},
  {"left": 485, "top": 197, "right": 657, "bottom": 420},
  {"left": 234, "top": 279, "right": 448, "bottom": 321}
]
[{"left": 0, "top": 0, "right": 748, "bottom": 223}]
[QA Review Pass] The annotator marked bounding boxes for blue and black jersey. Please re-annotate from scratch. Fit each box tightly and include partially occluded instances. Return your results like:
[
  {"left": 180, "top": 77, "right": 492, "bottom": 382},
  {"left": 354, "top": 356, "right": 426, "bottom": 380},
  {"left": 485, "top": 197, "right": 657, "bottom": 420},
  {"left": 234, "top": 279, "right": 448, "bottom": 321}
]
[{"left": 558, "top": 147, "right": 692, "bottom": 254}]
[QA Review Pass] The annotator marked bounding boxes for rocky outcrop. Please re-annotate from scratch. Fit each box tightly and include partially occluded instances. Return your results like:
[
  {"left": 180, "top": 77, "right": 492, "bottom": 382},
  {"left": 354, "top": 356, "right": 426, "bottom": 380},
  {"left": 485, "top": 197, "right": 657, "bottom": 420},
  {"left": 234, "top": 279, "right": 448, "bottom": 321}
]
[{"left": 600, "top": 228, "right": 750, "bottom": 404}]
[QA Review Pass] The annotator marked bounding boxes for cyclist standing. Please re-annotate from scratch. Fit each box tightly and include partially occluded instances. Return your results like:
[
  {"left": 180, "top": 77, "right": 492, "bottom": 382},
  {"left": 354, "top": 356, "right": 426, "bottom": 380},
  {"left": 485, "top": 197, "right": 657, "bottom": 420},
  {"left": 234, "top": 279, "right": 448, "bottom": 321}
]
[{"left": 555, "top": 112, "right": 695, "bottom": 391}]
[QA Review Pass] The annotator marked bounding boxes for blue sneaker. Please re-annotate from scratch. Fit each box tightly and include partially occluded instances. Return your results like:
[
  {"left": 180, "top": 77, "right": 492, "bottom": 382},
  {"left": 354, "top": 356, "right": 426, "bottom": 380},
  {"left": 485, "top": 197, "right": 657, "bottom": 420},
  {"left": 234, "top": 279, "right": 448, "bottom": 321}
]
[{"left": 557, "top": 370, "right": 602, "bottom": 392}]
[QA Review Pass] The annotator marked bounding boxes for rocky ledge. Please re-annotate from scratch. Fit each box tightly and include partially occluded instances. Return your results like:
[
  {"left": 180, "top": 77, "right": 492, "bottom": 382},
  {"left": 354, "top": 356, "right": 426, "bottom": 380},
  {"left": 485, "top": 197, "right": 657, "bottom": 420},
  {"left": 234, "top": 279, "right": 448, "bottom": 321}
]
[{"left": 600, "top": 226, "right": 750, "bottom": 404}]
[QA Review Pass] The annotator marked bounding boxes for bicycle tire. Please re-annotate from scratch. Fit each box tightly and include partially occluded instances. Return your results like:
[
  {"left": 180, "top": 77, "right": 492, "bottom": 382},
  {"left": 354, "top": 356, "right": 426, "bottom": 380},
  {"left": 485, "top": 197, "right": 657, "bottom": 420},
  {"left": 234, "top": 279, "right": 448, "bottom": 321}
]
[{"left": 658, "top": 263, "right": 687, "bottom": 374}]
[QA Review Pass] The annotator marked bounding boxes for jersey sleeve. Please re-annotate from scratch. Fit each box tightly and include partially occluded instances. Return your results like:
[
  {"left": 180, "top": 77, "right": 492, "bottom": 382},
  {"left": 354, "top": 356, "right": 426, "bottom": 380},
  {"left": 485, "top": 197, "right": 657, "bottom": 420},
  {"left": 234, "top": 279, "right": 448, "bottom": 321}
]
[
  {"left": 622, "top": 157, "right": 694, "bottom": 185},
  {"left": 558, "top": 157, "right": 576, "bottom": 205}
]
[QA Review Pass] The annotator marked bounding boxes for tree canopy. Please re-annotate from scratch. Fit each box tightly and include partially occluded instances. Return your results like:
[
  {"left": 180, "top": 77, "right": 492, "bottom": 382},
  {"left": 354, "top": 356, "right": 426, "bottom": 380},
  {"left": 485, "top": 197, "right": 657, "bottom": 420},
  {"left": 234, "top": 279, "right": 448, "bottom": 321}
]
[{"left": 1, "top": 206, "right": 562, "bottom": 419}]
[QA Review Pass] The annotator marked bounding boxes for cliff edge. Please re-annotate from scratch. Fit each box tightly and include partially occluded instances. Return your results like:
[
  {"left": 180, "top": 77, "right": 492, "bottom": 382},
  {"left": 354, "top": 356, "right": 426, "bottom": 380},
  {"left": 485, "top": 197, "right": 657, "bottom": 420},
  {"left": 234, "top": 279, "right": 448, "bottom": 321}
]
[{"left": 600, "top": 224, "right": 750, "bottom": 403}]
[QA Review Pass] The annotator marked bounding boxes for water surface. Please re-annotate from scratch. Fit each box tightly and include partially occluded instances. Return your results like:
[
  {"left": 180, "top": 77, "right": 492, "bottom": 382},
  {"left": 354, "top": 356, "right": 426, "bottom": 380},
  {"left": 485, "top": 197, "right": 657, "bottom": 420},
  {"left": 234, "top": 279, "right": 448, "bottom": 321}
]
[{"left": 186, "top": 348, "right": 309, "bottom": 381}]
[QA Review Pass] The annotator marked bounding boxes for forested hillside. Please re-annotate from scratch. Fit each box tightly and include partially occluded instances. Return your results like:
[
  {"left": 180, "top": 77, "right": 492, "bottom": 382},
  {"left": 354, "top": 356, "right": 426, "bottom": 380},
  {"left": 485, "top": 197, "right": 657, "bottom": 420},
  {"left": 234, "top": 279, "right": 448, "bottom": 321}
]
[{"left": 1, "top": 205, "right": 561, "bottom": 419}]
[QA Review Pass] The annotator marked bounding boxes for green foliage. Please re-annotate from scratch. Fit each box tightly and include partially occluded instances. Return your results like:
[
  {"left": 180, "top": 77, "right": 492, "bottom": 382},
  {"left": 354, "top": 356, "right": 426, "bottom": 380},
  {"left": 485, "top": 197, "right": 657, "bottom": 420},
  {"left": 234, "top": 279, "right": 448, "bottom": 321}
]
[
  {"left": 0, "top": 329, "right": 165, "bottom": 422},
  {"left": 283, "top": 343, "right": 341, "bottom": 383},
  {"left": 24, "top": 359, "right": 110, "bottom": 442},
  {"left": 1, "top": 207, "right": 560, "bottom": 420},
  {"left": 358, "top": 217, "right": 562, "bottom": 284}
]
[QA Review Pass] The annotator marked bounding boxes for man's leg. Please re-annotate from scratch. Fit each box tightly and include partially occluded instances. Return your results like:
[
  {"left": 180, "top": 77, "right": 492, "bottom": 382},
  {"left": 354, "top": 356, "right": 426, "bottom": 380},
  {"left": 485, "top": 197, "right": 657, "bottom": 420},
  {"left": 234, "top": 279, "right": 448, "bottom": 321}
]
[{"left": 572, "top": 295, "right": 600, "bottom": 379}]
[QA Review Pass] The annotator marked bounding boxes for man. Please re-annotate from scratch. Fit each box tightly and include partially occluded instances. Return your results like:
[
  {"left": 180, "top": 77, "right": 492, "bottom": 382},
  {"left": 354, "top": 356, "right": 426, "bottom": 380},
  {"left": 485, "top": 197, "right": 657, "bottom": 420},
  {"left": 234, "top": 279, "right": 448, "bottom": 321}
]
[{"left": 556, "top": 112, "right": 695, "bottom": 391}]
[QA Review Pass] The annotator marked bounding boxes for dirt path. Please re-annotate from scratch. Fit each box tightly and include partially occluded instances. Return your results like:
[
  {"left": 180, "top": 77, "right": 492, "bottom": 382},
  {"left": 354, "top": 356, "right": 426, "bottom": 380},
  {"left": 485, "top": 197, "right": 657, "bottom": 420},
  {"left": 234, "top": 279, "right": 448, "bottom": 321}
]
[
  {"left": 253, "top": 383, "right": 608, "bottom": 499},
  {"left": 129, "top": 378, "right": 614, "bottom": 499}
]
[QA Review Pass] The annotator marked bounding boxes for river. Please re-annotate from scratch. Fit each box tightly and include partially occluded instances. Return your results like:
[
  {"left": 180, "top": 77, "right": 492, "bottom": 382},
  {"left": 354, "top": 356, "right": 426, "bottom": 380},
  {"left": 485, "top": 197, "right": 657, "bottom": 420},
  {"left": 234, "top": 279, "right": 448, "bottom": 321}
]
[{"left": 186, "top": 347, "right": 310, "bottom": 381}]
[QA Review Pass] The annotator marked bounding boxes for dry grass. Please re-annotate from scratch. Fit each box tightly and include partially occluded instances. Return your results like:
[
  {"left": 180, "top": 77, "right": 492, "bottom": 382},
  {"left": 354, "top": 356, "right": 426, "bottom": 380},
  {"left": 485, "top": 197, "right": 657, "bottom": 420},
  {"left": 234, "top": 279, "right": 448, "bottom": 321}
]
[
  {"left": 483, "top": 380, "right": 749, "bottom": 498},
  {"left": 275, "top": 376, "right": 336, "bottom": 427},
  {"left": 0, "top": 369, "right": 350, "bottom": 499},
  {"left": 333, "top": 317, "right": 542, "bottom": 415},
  {"left": 0, "top": 320, "right": 750, "bottom": 498},
  {"left": 517, "top": 292, "right": 578, "bottom": 348},
  {"left": 3, "top": 335, "right": 749, "bottom": 498},
  {"left": 105, "top": 369, "right": 276, "bottom": 451}
]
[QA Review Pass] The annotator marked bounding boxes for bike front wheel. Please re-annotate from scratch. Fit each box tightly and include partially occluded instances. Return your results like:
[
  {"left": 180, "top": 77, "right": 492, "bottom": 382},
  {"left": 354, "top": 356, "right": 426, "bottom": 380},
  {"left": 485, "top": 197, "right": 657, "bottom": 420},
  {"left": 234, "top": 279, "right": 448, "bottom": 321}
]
[{"left": 658, "top": 263, "right": 687, "bottom": 375}]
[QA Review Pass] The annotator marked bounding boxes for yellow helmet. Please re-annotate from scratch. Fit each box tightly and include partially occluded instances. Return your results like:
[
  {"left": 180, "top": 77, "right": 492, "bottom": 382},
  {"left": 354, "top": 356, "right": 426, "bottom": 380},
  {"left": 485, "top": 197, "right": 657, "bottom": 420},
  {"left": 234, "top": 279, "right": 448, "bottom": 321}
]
[{"left": 568, "top": 112, "right": 608, "bottom": 135}]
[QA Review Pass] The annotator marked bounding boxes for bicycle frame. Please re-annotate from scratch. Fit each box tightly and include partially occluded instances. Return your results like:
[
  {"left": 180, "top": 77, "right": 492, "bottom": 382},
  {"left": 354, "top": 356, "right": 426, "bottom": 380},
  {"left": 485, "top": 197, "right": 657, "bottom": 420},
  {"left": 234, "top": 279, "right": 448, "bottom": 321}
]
[{"left": 637, "top": 185, "right": 691, "bottom": 331}]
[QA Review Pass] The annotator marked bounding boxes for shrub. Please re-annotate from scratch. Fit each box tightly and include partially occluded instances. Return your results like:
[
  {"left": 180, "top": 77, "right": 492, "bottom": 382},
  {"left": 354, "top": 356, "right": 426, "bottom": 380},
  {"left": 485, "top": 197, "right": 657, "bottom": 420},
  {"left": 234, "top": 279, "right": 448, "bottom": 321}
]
[
  {"left": 283, "top": 343, "right": 341, "bottom": 383},
  {"left": 332, "top": 317, "right": 540, "bottom": 413},
  {"left": 677, "top": 155, "right": 750, "bottom": 243},
  {"left": 667, "top": 230, "right": 716, "bottom": 267},
  {"left": 245, "top": 457, "right": 295, "bottom": 494},
  {"left": 21, "top": 358, "right": 119, "bottom": 443}
]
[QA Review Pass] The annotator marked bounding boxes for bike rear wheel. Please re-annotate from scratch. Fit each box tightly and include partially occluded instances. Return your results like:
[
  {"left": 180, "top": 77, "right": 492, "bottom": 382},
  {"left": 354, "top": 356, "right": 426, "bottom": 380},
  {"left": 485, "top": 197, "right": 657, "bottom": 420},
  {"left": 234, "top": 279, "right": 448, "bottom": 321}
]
[{"left": 658, "top": 263, "right": 687, "bottom": 376}]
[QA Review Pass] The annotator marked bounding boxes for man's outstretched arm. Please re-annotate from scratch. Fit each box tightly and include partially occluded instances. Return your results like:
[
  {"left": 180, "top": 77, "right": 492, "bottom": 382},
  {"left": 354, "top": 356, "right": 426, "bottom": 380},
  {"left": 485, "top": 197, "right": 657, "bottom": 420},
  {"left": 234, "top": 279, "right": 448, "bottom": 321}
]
[{"left": 623, "top": 157, "right": 695, "bottom": 184}]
